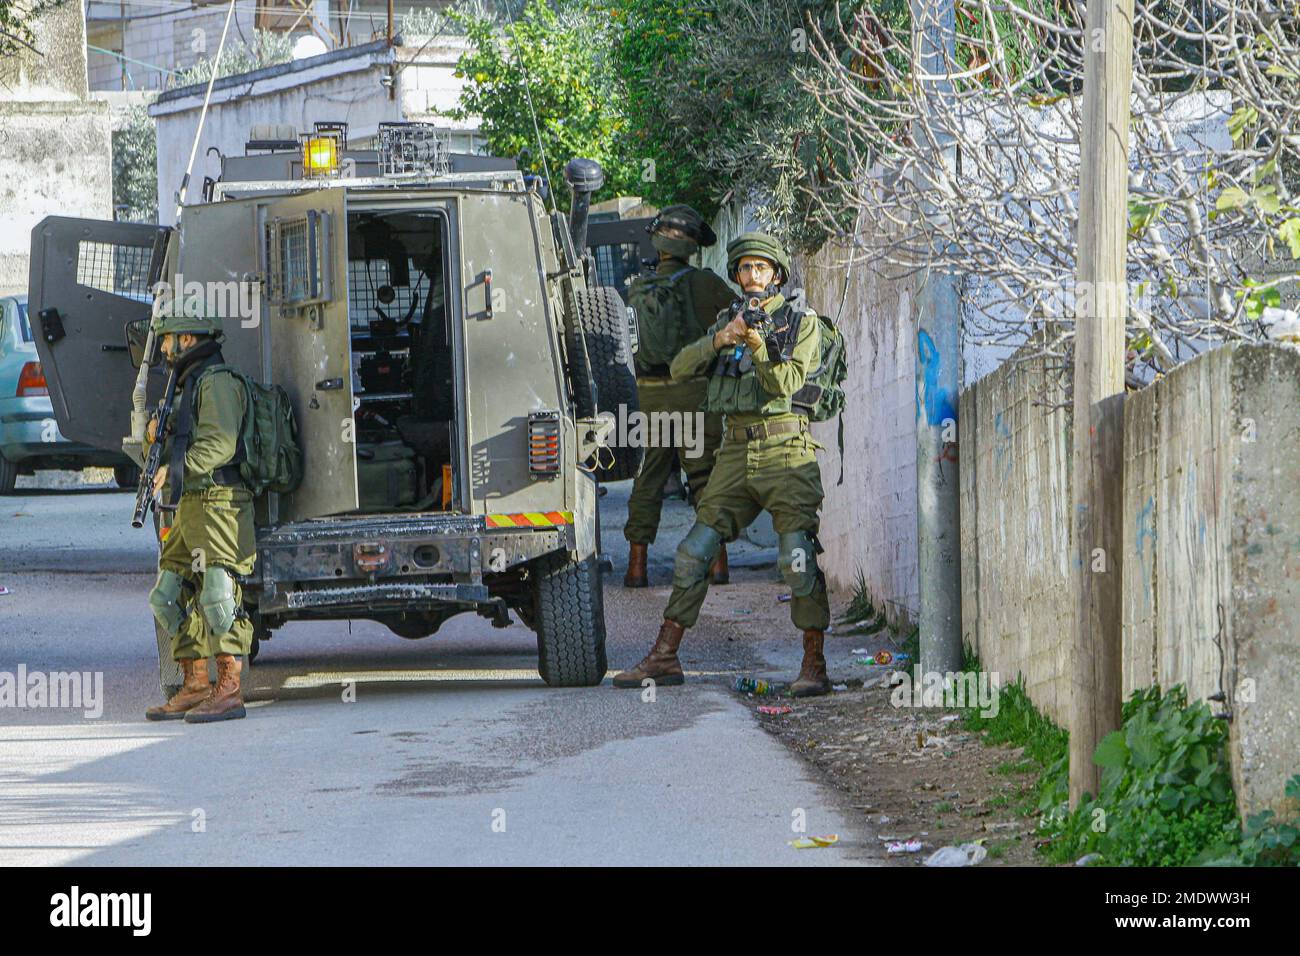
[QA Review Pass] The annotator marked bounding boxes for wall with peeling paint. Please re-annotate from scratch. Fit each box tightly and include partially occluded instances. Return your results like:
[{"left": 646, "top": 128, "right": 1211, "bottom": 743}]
[
  {"left": 0, "top": 3, "right": 113, "bottom": 296},
  {"left": 961, "top": 342, "right": 1300, "bottom": 816}
]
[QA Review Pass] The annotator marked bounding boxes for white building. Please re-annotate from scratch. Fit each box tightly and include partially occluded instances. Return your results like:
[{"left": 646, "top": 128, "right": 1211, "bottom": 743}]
[
  {"left": 86, "top": 0, "right": 457, "bottom": 92},
  {"left": 148, "top": 35, "right": 484, "bottom": 225}
]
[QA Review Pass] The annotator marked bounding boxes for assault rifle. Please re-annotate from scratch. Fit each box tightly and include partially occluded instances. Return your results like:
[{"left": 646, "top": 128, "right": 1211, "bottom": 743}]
[{"left": 131, "top": 366, "right": 180, "bottom": 529}]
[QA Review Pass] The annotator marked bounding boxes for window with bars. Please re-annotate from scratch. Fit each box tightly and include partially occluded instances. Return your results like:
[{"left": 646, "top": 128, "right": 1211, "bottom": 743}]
[
  {"left": 265, "top": 211, "right": 331, "bottom": 306},
  {"left": 75, "top": 241, "right": 155, "bottom": 300},
  {"left": 348, "top": 257, "right": 433, "bottom": 330},
  {"left": 593, "top": 242, "right": 641, "bottom": 294}
]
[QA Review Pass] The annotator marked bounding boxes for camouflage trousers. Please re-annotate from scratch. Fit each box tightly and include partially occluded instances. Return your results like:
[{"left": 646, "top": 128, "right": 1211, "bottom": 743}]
[
  {"left": 663, "top": 421, "right": 830, "bottom": 631},
  {"left": 623, "top": 376, "right": 723, "bottom": 545},
  {"left": 156, "top": 485, "right": 257, "bottom": 659}
]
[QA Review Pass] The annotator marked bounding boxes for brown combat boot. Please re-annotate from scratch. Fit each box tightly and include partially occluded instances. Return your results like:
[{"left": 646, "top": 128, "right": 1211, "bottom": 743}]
[
  {"left": 144, "top": 658, "right": 211, "bottom": 721},
  {"left": 624, "top": 542, "right": 649, "bottom": 588},
  {"left": 790, "top": 629, "right": 832, "bottom": 698},
  {"left": 709, "top": 543, "right": 729, "bottom": 585},
  {"left": 613, "top": 619, "right": 686, "bottom": 688},
  {"left": 184, "top": 654, "right": 246, "bottom": 723}
]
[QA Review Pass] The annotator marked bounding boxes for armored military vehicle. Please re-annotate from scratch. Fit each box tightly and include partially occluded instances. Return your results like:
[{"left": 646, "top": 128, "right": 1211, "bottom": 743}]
[{"left": 28, "top": 122, "right": 639, "bottom": 694}]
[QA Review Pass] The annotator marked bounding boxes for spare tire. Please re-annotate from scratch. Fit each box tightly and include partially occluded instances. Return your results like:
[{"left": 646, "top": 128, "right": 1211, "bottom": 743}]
[{"left": 568, "top": 286, "right": 642, "bottom": 482}]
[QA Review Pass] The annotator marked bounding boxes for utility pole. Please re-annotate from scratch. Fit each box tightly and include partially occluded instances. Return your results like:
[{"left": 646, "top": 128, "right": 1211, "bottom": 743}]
[
  {"left": 912, "top": 0, "right": 963, "bottom": 678},
  {"left": 1069, "top": 0, "right": 1133, "bottom": 806}
]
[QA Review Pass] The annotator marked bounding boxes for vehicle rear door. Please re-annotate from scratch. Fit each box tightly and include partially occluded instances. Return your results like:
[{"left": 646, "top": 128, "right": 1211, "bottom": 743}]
[
  {"left": 260, "top": 189, "right": 358, "bottom": 521},
  {"left": 27, "top": 217, "right": 170, "bottom": 451}
]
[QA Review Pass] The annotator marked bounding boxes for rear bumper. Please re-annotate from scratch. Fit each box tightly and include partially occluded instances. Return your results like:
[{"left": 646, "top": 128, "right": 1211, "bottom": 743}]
[
  {"left": 0, "top": 399, "right": 119, "bottom": 465},
  {"left": 257, "top": 512, "right": 575, "bottom": 614}
]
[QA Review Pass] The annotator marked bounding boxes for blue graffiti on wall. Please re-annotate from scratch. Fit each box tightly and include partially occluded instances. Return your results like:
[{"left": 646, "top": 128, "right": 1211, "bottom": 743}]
[
  {"left": 917, "top": 329, "right": 957, "bottom": 428},
  {"left": 1135, "top": 495, "right": 1157, "bottom": 609}
]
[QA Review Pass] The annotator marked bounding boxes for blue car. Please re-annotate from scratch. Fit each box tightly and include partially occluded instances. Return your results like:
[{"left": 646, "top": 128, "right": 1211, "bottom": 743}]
[{"left": 0, "top": 294, "right": 139, "bottom": 493}]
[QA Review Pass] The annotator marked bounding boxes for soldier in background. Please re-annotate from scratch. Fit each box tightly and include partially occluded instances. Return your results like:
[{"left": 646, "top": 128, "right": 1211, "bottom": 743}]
[{"left": 622, "top": 205, "right": 735, "bottom": 588}]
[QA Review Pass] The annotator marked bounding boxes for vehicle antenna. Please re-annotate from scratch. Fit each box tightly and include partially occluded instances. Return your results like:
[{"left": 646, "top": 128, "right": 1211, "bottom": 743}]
[
  {"left": 174, "top": 0, "right": 237, "bottom": 224},
  {"left": 502, "top": 2, "right": 558, "bottom": 215}
]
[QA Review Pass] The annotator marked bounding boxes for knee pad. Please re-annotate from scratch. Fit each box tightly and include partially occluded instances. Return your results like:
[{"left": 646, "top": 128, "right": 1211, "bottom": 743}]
[
  {"left": 199, "top": 566, "right": 237, "bottom": 636},
  {"left": 778, "top": 531, "right": 820, "bottom": 597},
  {"left": 672, "top": 523, "right": 722, "bottom": 591},
  {"left": 148, "top": 570, "right": 187, "bottom": 636}
]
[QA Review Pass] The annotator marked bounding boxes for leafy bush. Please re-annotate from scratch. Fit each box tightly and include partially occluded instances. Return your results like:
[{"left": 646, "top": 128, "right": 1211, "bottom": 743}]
[
  {"left": 112, "top": 104, "right": 157, "bottom": 223},
  {"left": 1039, "top": 686, "right": 1247, "bottom": 866},
  {"left": 445, "top": 0, "right": 642, "bottom": 210}
]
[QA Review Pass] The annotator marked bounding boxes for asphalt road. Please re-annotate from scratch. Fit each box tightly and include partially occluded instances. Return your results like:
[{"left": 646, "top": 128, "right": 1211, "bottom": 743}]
[{"left": 0, "top": 475, "right": 875, "bottom": 866}]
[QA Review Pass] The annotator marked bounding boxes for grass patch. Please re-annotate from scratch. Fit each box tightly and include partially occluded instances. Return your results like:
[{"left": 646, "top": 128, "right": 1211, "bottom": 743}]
[{"left": 952, "top": 654, "right": 1300, "bottom": 866}]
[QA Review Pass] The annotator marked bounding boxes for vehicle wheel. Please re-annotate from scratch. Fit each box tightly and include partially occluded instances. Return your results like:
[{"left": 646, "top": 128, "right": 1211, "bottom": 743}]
[
  {"left": 532, "top": 552, "right": 607, "bottom": 687},
  {"left": 248, "top": 636, "right": 260, "bottom": 663},
  {"left": 155, "top": 618, "right": 183, "bottom": 700},
  {"left": 114, "top": 463, "right": 141, "bottom": 489},
  {"left": 570, "top": 286, "right": 643, "bottom": 482},
  {"left": 0, "top": 453, "right": 17, "bottom": 494}
]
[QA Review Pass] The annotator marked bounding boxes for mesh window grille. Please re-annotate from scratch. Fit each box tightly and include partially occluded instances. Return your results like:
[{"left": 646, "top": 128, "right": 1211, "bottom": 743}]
[
  {"left": 75, "top": 241, "right": 154, "bottom": 299},
  {"left": 348, "top": 258, "right": 426, "bottom": 330},
  {"left": 266, "top": 214, "right": 329, "bottom": 305},
  {"left": 593, "top": 242, "right": 640, "bottom": 293}
]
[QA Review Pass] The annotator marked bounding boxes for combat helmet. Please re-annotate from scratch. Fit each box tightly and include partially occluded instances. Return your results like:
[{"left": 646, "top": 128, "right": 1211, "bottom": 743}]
[
  {"left": 646, "top": 204, "right": 718, "bottom": 248},
  {"left": 725, "top": 232, "right": 791, "bottom": 285}
]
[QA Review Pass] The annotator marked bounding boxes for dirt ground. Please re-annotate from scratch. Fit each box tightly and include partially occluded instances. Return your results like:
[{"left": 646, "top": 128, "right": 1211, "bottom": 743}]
[
  {"left": 703, "top": 578, "right": 1047, "bottom": 867},
  {"left": 736, "top": 672, "right": 1046, "bottom": 865}
]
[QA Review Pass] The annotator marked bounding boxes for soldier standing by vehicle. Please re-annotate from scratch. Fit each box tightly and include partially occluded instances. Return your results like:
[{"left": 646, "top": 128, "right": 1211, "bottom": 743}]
[
  {"left": 614, "top": 232, "right": 834, "bottom": 697},
  {"left": 143, "top": 309, "right": 256, "bottom": 723},
  {"left": 623, "top": 205, "right": 735, "bottom": 588}
]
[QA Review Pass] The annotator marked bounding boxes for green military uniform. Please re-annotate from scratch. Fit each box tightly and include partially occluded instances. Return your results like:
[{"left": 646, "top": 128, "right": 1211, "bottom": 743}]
[
  {"left": 614, "top": 232, "right": 834, "bottom": 696},
  {"left": 623, "top": 257, "right": 734, "bottom": 544},
  {"left": 154, "top": 368, "right": 256, "bottom": 660},
  {"left": 146, "top": 313, "right": 256, "bottom": 665},
  {"left": 661, "top": 290, "right": 831, "bottom": 632}
]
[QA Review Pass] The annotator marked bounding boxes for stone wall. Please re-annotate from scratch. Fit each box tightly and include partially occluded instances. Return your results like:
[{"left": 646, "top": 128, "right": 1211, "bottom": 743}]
[
  {"left": 0, "top": 2, "right": 112, "bottom": 295},
  {"left": 961, "top": 342, "right": 1300, "bottom": 815}
]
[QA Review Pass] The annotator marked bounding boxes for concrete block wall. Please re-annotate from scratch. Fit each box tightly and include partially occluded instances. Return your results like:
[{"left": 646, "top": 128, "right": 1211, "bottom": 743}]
[
  {"left": 961, "top": 342, "right": 1300, "bottom": 814},
  {"left": 87, "top": 2, "right": 260, "bottom": 92},
  {"left": 960, "top": 353, "right": 1074, "bottom": 725},
  {"left": 1123, "top": 344, "right": 1300, "bottom": 816},
  {"left": 800, "top": 240, "right": 921, "bottom": 626},
  {"left": 0, "top": 2, "right": 112, "bottom": 295}
]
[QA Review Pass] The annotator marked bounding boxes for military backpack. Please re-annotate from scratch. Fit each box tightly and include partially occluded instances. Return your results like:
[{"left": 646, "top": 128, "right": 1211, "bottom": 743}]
[
  {"left": 627, "top": 267, "right": 697, "bottom": 374},
  {"left": 791, "top": 311, "right": 848, "bottom": 424},
  {"left": 791, "top": 310, "right": 849, "bottom": 484},
  {"left": 198, "top": 365, "right": 304, "bottom": 496}
]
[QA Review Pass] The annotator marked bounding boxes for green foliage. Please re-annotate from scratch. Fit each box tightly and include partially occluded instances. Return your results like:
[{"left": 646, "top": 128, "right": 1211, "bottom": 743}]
[
  {"left": 173, "top": 29, "right": 295, "bottom": 87},
  {"left": 112, "top": 104, "right": 157, "bottom": 223},
  {"left": 400, "top": 0, "right": 495, "bottom": 38},
  {"left": 959, "top": 666, "right": 1069, "bottom": 775},
  {"left": 1037, "top": 686, "right": 1254, "bottom": 867},
  {"left": 0, "top": 0, "right": 65, "bottom": 59},
  {"left": 1195, "top": 775, "right": 1300, "bottom": 866},
  {"left": 602, "top": 0, "right": 897, "bottom": 251},
  {"left": 444, "top": 0, "right": 642, "bottom": 211}
]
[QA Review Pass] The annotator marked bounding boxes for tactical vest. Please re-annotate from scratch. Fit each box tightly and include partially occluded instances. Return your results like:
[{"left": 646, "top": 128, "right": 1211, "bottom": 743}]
[{"left": 703, "top": 299, "right": 809, "bottom": 417}]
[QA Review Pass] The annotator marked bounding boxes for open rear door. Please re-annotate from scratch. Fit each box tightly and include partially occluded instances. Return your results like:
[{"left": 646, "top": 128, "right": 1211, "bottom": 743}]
[
  {"left": 262, "top": 190, "right": 357, "bottom": 521},
  {"left": 28, "top": 217, "right": 170, "bottom": 451}
]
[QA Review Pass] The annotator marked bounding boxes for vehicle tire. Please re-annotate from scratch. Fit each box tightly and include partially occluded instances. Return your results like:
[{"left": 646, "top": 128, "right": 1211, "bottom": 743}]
[
  {"left": 155, "top": 618, "right": 183, "bottom": 700},
  {"left": 0, "top": 453, "right": 17, "bottom": 494},
  {"left": 570, "top": 286, "right": 643, "bottom": 482},
  {"left": 114, "top": 463, "right": 141, "bottom": 490},
  {"left": 532, "top": 552, "right": 607, "bottom": 687},
  {"left": 248, "top": 636, "right": 260, "bottom": 663}
]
